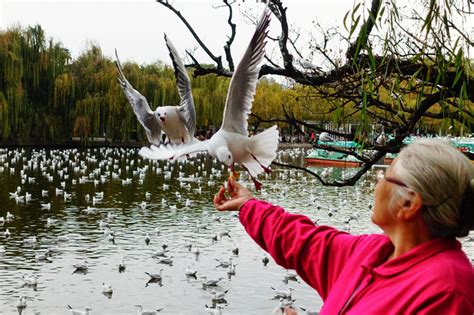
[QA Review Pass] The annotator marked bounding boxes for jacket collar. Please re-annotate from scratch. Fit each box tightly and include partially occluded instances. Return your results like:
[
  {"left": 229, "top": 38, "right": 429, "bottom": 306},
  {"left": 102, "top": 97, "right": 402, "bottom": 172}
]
[{"left": 362, "top": 237, "right": 459, "bottom": 276}]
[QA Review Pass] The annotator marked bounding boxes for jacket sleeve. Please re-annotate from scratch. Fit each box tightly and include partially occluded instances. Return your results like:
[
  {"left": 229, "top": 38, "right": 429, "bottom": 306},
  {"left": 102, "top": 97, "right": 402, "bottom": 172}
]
[{"left": 239, "top": 198, "right": 366, "bottom": 299}]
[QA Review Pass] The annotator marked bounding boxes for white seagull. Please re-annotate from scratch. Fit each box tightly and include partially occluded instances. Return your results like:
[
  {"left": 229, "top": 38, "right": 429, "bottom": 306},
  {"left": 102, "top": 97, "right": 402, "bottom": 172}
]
[
  {"left": 211, "top": 290, "right": 228, "bottom": 303},
  {"left": 16, "top": 295, "right": 27, "bottom": 308},
  {"left": 185, "top": 266, "right": 197, "bottom": 277},
  {"left": 135, "top": 304, "right": 163, "bottom": 315},
  {"left": 22, "top": 274, "right": 38, "bottom": 286},
  {"left": 102, "top": 282, "right": 113, "bottom": 294},
  {"left": 115, "top": 34, "right": 196, "bottom": 146},
  {"left": 73, "top": 260, "right": 89, "bottom": 272},
  {"left": 271, "top": 286, "right": 294, "bottom": 299},
  {"left": 145, "top": 269, "right": 163, "bottom": 280},
  {"left": 376, "top": 131, "right": 387, "bottom": 145},
  {"left": 67, "top": 305, "right": 92, "bottom": 315},
  {"left": 201, "top": 276, "right": 223, "bottom": 288},
  {"left": 139, "top": 7, "right": 277, "bottom": 190},
  {"left": 319, "top": 132, "right": 335, "bottom": 142}
]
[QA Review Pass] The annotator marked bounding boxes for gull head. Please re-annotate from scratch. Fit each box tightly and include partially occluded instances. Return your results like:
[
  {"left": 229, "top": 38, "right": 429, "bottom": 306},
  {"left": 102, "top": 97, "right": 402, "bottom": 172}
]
[
  {"left": 155, "top": 108, "right": 168, "bottom": 124},
  {"left": 215, "top": 147, "right": 233, "bottom": 167}
]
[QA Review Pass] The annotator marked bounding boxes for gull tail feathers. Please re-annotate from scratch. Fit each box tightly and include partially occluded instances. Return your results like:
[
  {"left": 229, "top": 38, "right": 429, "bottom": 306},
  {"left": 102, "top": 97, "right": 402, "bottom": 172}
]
[
  {"left": 245, "top": 125, "right": 279, "bottom": 177},
  {"left": 139, "top": 140, "right": 209, "bottom": 161},
  {"left": 138, "top": 144, "right": 178, "bottom": 160}
]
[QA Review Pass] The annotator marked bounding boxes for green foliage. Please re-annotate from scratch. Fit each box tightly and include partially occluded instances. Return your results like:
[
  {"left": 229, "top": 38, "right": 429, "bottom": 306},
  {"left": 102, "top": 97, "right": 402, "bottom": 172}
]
[
  {"left": 0, "top": 22, "right": 470, "bottom": 145},
  {"left": 0, "top": 24, "right": 331, "bottom": 144}
]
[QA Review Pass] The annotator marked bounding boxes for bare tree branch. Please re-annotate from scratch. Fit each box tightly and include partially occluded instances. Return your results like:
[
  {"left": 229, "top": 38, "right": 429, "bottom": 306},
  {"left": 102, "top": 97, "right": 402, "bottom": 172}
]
[
  {"left": 156, "top": 0, "right": 223, "bottom": 69},
  {"left": 157, "top": 0, "right": 474, "bottom": 186},
  {"left": 222, "top": 0, "right": 237, "bottom": 71}
]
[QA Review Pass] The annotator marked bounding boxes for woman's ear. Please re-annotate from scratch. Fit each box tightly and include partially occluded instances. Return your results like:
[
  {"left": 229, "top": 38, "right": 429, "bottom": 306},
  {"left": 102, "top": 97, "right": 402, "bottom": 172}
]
[{"left": 397, "top": 192, "right": 423, "bottom": 220}]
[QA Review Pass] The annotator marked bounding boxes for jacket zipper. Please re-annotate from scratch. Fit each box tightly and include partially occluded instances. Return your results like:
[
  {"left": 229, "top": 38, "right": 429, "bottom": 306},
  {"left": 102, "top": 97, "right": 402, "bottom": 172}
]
[
  {"left": 338, "top": 272, "right": 374, "bottom": 314},
  {"left": 338, "top": 283, "right": 361, "bottom": 315}
]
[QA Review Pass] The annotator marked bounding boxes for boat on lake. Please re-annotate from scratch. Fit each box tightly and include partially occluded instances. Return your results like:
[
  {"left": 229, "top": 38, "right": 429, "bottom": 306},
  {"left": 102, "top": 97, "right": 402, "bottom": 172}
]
[
  {"left": 305, "top": 148, "right": 363, "bottom": 167},
  {"left": 383, "top": 152, "right": 397, "bottom": 165},
  {"left": 384, "top": 137, "right": 474, "bottom": 164},
  {"left": 454, "top": 139, "right": 474, "bottom": 161}
]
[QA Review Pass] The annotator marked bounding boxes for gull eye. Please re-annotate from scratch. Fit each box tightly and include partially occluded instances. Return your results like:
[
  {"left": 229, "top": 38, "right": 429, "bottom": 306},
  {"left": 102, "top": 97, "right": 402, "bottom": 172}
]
[{"left": 228, "top": 155, "right": 231, "bottom": 159}]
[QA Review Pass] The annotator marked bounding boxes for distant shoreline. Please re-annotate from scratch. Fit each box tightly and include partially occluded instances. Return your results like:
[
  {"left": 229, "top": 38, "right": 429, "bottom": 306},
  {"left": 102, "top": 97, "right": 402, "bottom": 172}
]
[{"left": 0, "top": 141, "right": 314, "bottom": 149}]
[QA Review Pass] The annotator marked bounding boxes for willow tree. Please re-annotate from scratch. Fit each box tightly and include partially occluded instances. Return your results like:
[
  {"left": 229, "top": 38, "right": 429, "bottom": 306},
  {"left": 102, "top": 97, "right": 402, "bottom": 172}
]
[
  {"left": 0, "top": 25, "right": 72, "bottom": 143},
  {"left": 156, "top": 0, "right": 474, "bottom": 185}
]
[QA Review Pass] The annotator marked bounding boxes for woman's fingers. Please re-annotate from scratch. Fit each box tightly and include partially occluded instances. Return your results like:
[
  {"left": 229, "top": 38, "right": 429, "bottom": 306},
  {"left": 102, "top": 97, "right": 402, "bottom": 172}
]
[
  {"left": 213, "top": 186, "right": 226, "bottom": 207},
  {"left": 215, "top": 176, "right": 253, "bottom": 211}
]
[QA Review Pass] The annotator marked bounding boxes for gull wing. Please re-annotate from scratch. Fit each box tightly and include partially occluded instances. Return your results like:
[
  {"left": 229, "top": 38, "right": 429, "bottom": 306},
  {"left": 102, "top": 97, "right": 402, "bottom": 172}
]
[
  {"left": 139, "top": 140, "right": 209, "bottom": 161},
  {"left": 165, "top": 34, "right": 196, "bottom": 139},
  {"left": 220, "top": 7, "right": 270, "bottom": 136},
  {"left": 115, "top": 49, "right": 162, "bottom": 146}
]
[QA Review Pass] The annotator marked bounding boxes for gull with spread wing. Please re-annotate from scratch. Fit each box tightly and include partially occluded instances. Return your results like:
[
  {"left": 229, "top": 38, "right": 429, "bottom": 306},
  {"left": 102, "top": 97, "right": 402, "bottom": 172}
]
[
  {"left": 140, "top": 7, "right": 277, "bottom": 190},
  {"left": 115, "top": 34, "right": 196, "bottom": 146}
]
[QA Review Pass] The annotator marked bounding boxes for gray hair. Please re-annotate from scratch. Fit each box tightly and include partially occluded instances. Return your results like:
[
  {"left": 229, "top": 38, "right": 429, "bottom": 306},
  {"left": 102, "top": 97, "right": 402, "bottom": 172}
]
[{"left": 390, "top": 138, "right": 474, "bottom": 238}]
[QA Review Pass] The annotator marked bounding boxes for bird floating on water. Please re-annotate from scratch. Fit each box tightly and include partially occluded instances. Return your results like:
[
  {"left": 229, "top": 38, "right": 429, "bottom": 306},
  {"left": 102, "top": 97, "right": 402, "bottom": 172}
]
[
  {"left": 22, "top": 274, "right": 38, "bottom": 286},
  {"left": 284, "top": 270, "right": 298, "bottom": 282},
  {"left": 135, "top": 304, "right": 163, "bottom": 315},
  {"left": 227, "top": 264, "right": 236, "bottom": 276},
  {"left": 117, "top": 258, "right": 126, "bottom": 273},
  {"left": 73, "top": 260, "right": 88, "bottom": 272},
  {"left": 262, "top": 255, "right": 270, "bottom": 266},
  {"left": 205, "top": 304, "right": 223, "bottom": 315},
  {"left": 102, "top": 282, "right": 113, "bottom": 293},
  {"left": 16, "top": 296, "right": 27, "bottom": 313},
  {"left": 185, "top": 266, "right": 197, "bottom": 277},
  {"left": 211, "top": 290, "right": 228, "bottom": 304},
  {"left": 201, "top": 276, "right": 223, "bottom": 288},
  {"left": 271, "top": 286, "right": 294, "bottom": 299},
  {"left": 145, "top": 269, "right": 163, "bottom": 280},
  {"left": 67, "top": 305, "right": 92, "bottom": 315}
]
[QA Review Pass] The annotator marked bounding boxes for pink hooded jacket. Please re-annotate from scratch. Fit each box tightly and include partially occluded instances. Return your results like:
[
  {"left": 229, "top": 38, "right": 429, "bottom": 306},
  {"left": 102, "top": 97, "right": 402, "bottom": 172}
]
[{"left": 239, "top": 199, "right": 474, "bottom": 314}]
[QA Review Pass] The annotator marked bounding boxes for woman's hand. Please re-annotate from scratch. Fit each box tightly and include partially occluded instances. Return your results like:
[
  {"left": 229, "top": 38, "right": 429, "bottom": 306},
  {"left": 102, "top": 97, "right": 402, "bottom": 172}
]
[{"left": 213, "top": 176, "right": 253, "bottom": 211}]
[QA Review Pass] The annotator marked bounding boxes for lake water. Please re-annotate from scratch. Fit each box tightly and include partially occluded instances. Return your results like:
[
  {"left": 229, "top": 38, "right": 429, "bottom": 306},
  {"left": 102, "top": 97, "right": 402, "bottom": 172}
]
[{"left": 0, "top": 147, "right": 472, "bottom": 315}]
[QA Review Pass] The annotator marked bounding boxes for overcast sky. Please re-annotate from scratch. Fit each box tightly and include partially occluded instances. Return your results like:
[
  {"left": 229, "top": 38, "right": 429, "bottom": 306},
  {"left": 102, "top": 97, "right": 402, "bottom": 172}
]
[{"left": 1, "top": 0, "right": 356, "bottom": 67}]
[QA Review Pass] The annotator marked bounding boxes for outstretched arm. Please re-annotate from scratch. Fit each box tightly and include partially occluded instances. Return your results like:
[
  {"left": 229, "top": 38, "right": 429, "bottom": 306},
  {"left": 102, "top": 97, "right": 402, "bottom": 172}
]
[{"left": 214, "top": 176, "right": 366, "bottom": 299}]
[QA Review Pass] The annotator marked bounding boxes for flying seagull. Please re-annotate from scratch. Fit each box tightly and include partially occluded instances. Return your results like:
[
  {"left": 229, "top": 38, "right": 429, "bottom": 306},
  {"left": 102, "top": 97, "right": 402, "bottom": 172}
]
[
  {"left": 139, "top": 7, "right": 277, "bottom": 190},
  {"left": 115, "top": 34, "right": 196, "bottom": 146}
]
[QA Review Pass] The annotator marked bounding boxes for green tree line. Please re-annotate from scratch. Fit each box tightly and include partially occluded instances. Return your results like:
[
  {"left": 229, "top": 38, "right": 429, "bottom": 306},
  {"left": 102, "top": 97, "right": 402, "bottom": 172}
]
[
  {"left": 0, "top": 25, "right": 333, "bottom": 145},
  {"left": 1, "top": 25, "right": 468, "bottom": 145}
]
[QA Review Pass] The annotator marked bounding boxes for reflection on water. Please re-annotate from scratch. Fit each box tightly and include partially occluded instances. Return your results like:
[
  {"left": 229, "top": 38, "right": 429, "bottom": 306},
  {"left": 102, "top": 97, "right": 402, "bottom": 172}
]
[{"left": 0, "top": 147, "right": 472, "bottom": 314}]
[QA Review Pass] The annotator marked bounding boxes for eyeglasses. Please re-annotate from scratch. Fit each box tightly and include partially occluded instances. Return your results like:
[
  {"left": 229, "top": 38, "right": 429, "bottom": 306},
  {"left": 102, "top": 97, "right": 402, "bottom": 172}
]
[
  {"left": 376, "top": 170, "right": 408, "bottom": 188},
  {"left": 375, "top": 170, "right": 453, "bottom": 209}
]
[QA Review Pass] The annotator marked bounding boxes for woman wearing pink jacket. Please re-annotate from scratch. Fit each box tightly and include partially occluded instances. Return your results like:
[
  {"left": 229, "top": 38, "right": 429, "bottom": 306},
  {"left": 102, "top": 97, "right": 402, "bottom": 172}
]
[{"left": 214, "top": 138, "right": 474, "bottom": 314}]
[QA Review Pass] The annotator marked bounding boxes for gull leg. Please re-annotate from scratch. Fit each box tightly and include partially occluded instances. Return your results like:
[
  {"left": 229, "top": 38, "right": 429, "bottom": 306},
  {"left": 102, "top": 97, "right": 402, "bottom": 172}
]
[
  {"left": 241, "top": 164, "right": 262, "bottom": 191},
  {"left": 250, "top": 153, "right": 272, "bottom": 174}
]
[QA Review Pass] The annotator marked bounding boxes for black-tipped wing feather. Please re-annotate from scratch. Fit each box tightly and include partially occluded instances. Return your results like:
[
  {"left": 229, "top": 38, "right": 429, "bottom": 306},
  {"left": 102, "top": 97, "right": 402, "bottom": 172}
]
[
  {"left": 220, "top": 8, "right": 270, "bottom": 136},
  {"left": 115, "top": 49, "right": 162, "bottom": 146},
  {"left": 164, "top": 34, "right": 196, "bottom": 139}
]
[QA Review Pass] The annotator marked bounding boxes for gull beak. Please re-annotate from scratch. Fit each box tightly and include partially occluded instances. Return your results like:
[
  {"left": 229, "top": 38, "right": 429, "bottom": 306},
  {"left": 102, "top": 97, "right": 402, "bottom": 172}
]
[{"left": 159, "top": 117, "right": 166, "bottom": 126}]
